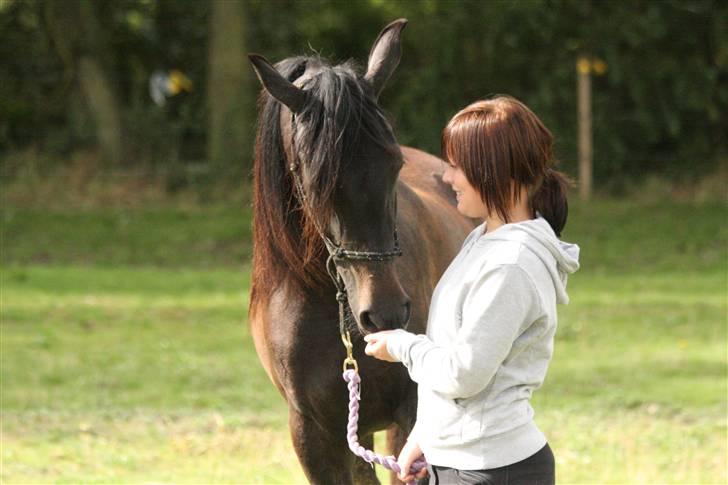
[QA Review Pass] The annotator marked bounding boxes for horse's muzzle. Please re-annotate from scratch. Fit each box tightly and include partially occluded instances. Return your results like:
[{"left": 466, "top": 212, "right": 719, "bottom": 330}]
[{"left": 358, "top": 297, "right": 411, "bottom": 333}]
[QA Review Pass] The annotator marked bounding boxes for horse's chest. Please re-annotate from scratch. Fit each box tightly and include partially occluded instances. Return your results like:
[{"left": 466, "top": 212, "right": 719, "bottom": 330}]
[{"left": 261, "top": 299, "right": 342, "bottom": 381}]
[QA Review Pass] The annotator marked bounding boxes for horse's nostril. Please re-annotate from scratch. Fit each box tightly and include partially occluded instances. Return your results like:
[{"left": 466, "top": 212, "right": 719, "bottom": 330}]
[
  {"left": 402, "top": 301, "right": 411, "bottom": 327},
  {"left": 359, "top": 311, "right": 378, "bottom": 332},
  {"left": 360, "top": 302, "right": 410, "bottom": 332}
]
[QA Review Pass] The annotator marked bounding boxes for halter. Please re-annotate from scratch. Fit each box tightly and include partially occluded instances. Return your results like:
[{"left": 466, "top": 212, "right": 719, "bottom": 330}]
[{"left": 287, "top": 113, "right": 403, "bottom": 341}]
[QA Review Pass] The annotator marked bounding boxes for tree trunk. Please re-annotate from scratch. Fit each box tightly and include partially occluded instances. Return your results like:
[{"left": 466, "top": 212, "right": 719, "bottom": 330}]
[
  {"left": 577, "top": 56, "right": 593, "bottom": 201},
  {"left": 207, "top": 0, "right": 252, "bottom": 175},
  {"left": 44, "top": 0, "right": 124, "bottom": 166},
  {"left": 77, "top": 56, "right": 124, "bottom": 165}
]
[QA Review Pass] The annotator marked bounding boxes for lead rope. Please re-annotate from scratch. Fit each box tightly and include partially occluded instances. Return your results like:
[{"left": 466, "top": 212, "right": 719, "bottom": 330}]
[
  {"left": 343, "top": 367, "right": 428, "bottom": 483},
  {"left": 332, "top": 261, "right": 424, "bottom": 479},
  {"left": 337, "top": 293, "right": 426, "bottom": 482},
  {"left": 288, "top": 113, "right": 426, "bottom": 482}
]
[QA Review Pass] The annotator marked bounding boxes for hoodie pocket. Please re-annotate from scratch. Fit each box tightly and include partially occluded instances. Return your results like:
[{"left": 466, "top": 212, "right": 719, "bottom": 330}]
[
  {"left": 422, "top": 392, "right": 466, "bottom": 443},
  {"left": 455, "top": 396, "right": 486, "bottom": 443}
]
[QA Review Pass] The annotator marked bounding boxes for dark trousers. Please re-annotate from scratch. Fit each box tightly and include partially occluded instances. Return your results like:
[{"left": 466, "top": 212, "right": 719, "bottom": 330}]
[{"left": 427, "top": 444, "right": 555, "bottom": 485}]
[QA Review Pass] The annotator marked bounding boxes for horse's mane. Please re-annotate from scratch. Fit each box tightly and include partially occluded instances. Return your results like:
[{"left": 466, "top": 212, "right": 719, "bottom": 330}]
[{"left": 251, "top": 55, "right": 399, "bottom": 305}]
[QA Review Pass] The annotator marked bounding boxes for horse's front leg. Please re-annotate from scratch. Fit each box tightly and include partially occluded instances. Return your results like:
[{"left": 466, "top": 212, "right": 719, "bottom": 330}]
[
  {"left": 385, "top": 423, "right": 407, "bottom": 485},
  {"left": 289, "top": 408, "right": 379, "bottom": 485}
]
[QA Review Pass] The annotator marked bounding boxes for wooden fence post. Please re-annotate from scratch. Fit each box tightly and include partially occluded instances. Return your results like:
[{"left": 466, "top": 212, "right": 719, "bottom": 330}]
[{"left": 577, "top": 56, "right": 593, "bottom": 201}]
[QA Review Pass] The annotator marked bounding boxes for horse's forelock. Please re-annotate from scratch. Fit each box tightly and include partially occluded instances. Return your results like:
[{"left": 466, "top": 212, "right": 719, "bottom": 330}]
[{"left": 295, "top": 60, "right": 395, "bottom": 214}]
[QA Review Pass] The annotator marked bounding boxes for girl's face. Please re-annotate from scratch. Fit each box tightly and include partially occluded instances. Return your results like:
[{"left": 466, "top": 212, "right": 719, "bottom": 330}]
[{"left": 442, "top": 161, "right": 487, "bottom": 218}]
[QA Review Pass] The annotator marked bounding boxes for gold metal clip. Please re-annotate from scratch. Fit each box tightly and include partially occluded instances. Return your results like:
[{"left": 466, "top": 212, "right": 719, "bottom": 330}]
[{"left": 341, "top": 330, "right": 359, "bottom": 372}]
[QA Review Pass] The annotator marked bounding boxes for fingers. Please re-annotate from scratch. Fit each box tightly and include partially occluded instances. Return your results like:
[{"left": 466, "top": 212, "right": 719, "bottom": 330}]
[
  {"left": 364, "top": 338, "right": 383, "bottom": 354},
  {"left": 364, "top": 334, "right": 397, "bottom": 362},
  {"left": 363, "top": 330, "right": 395, "bottom": 342},
  {"left": 363, "top": 336, "right": 377, "bottom": 354},
  {"left": 363, "top": 341, "right": 379, "bottom": 356},
  {"left": 399, "top": 468, "right": 428, "bottom": 482},
  {"left": 397, "top": 454, "right": 415, "bottom": 480},
  {"left": 397, "top": 439, "right": 428, "bottom": 482},
  {"left": 403, "top": 466, "right": 428, "bottom": 481},
  {"left": 397, "top": 458, "right": 412, "bottom": 481},
  {"left": 363, "top": 334, "right": 381, "bottom": 344},
  {"left": 399, "top": 469, "right": 428, "bottom": 482}
]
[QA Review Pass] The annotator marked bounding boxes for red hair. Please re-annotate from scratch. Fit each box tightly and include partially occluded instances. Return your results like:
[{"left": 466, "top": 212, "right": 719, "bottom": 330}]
[{"left": 442, "top": 96, "right": 572, "bottom": 235}]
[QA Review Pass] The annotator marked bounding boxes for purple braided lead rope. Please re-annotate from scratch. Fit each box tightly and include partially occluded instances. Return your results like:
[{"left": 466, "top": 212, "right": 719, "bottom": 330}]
[{"left": 343, "top": 369, "right": 427, "bottom": 484}]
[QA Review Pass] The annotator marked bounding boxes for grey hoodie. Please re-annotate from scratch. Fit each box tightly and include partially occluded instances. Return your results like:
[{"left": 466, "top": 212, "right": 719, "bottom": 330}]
[{"left": 386, "top": 217, "right": 580, "bottom": 470}]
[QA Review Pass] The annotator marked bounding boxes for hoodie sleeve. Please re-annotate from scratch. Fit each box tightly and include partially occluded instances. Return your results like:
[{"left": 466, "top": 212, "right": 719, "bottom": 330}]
[
  {"left": 386, "top": 264, "right": 540, "bottom": 400},
  {"left": 407, "top": 420, "right": 422, "bottom": 443}
]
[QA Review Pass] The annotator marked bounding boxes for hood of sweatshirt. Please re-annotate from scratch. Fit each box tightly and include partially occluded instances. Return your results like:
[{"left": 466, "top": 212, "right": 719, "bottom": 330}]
[{"left": 479, "top": 217, "right": 580, "bottom": 304}]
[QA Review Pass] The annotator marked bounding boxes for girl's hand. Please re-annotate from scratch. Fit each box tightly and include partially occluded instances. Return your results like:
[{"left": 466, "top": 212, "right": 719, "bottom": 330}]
[
  {"left": 397, "top": 438, "right": 428, "bottom": 482},
  {"left": 363, "top": 331, "right": 398, "bottom": 362}
]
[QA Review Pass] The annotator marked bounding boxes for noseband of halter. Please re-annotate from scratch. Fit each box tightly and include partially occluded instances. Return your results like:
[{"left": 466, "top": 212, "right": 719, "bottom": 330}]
[{"left": 287, "top": 113, "right": 402, "bottom": 336}]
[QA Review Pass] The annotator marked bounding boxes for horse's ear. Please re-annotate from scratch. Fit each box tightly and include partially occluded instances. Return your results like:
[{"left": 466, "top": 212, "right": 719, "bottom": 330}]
[
  {"left": 249, "top": 54, "right": 307, "bottom": 113},
  {"left": 364, "top": 18, "right": 408, "bottom": 98}
]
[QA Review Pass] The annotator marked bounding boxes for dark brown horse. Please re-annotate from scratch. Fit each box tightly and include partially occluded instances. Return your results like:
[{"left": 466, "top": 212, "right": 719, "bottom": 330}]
[{"left": 248, "top": 19, "right": 474, "bottom": 484}]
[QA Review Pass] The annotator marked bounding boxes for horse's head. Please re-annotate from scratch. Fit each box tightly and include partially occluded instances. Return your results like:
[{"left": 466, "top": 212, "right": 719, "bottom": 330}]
[{"left": 249, "top": 19, "right": 411, "bottom": 335}]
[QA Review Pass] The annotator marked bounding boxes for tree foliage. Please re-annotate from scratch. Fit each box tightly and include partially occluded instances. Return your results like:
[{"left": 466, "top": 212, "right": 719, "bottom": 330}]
[{"left": 1, "top": 0, "right": 725, "bottom": 185}]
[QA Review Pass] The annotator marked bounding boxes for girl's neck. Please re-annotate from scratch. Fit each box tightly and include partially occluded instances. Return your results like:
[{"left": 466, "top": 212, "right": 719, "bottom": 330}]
[{"left": 483, "top": 187, "right": 533, "bottom": 234}]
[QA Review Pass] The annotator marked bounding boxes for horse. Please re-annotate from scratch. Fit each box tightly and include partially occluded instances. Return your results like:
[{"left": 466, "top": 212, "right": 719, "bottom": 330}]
[{"left": 248, "top": 19, "right": 474, "bottom": 484}]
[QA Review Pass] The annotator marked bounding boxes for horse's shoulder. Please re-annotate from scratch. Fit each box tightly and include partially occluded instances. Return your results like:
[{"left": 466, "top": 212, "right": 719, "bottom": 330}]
[
  {"left": 398, "top": 146, "right": 457, "bottom": 207},
  {"left": 400, "top": 146, "right": 443, "bottom": 172}
]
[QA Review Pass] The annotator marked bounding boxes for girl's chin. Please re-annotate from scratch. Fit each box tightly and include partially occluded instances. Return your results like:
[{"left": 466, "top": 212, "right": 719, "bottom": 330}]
[
  {"left": 455, "top": 204, "right": 473, "bottom": 217},
  {"left": 456, "top": 203, "right": 485, "bottom": 219}
]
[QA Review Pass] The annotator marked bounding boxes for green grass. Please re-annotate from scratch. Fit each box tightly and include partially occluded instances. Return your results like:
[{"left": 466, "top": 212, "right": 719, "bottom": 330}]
[
  {"left": 2, "top": 266, "right": 303, "bottom": 484},
  {"left": 2, "top": 199, "right": 726, "bottom": 271},
  {"left": 1, "top": 206, "right": 252, "bottom": 267},
  {"left": 1, "top": 197, "right": 727, "bottom": 483},
  {"left": 565, "top": 199, "right": 727, "bottom": 273}
]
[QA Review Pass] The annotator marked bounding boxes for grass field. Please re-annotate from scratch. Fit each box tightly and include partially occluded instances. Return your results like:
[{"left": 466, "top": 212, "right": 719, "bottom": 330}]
[{"left": 1, "top": 196, "right": 726, "bottom": 484}]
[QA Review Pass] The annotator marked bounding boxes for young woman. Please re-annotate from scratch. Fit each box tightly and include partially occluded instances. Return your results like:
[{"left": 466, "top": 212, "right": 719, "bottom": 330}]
[{"left": 364, "top": 96, "right": 580, "bottom": 484}]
